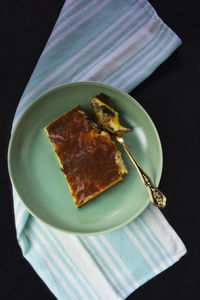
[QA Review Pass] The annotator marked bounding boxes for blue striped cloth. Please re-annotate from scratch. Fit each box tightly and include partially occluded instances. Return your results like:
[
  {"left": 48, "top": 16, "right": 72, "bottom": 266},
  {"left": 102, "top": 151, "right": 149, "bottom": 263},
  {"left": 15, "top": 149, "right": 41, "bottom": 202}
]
[{"left": 12, "top": 1, "right": 186, "bottom": 299}]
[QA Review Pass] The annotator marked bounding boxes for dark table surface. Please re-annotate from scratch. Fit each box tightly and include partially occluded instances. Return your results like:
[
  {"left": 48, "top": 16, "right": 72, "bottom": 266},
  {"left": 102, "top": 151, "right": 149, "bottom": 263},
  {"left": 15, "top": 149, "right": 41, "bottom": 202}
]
[{"left": 1, "top": 1, "right": 199, "bottom": 299}]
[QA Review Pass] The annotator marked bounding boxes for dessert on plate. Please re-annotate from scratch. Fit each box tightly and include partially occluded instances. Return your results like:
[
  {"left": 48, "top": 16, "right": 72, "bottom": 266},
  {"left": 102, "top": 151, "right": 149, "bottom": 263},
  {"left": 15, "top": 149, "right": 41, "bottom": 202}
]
[
  {"left": 89, "top": 93, "right": 130, "bottom": 135},
  {"left": 45, "top": 105, "right": 127, "bottom": 207}
]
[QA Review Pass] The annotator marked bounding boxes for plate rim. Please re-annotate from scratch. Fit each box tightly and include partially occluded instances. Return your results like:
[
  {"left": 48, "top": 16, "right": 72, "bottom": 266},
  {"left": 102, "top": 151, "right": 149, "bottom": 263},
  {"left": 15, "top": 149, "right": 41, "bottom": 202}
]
[{"left": 8, "top": 81, "right": 163, "bottom": 235}]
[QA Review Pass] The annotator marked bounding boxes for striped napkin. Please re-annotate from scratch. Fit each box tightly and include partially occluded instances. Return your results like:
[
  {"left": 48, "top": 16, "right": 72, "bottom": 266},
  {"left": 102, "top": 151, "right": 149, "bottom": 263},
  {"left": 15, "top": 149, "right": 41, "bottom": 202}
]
[{"left": 12, "top": 1, "right": 186, "bottom": 299}]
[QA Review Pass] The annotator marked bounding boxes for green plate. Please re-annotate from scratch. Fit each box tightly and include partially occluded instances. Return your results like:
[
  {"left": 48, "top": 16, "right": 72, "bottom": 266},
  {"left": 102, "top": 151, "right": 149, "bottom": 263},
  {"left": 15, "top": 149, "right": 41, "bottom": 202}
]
[{"left": 8, "top": 82, "right": 163, "bottom": 235}]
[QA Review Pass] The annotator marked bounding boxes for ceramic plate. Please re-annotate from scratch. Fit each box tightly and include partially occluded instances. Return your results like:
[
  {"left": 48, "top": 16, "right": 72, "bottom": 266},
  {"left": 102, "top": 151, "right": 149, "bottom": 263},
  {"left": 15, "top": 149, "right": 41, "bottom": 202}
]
[{"left": 8, "top": 82, "right": 163, "bottom": 235}]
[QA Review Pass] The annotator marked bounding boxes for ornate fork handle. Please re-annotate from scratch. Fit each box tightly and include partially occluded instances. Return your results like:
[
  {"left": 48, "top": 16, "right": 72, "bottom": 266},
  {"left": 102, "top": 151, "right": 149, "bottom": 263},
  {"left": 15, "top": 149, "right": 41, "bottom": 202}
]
[
  {"left": 116, "top": 136, "right": 166, "bottom": 208},
  {"left": 139, "top": 170, "right": 166, "bottom": 208}
]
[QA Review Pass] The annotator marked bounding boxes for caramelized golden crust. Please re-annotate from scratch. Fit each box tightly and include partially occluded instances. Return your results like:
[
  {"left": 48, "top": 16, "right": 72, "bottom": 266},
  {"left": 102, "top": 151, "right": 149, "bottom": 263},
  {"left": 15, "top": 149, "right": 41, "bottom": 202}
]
[{"left": 45, "top": 106, "right": 124, "bottom": 207}]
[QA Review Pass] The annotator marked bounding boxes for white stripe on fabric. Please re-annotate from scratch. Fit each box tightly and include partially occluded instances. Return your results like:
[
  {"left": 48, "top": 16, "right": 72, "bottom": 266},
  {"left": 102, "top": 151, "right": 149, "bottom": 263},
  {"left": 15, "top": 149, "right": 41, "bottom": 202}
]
[
  {"left": 124, "top": 226, "right": 160, "bottom": 274},
  {"left": 68, "top": 17, "right": 159, "bottom": 83},
  {"left": 42, "top": 0, "right": 112, "bottom": 57},
  {"left": 60, "top": 0, "right": 70, "bottom": 12},
  {"left": 119, "top": 35, "right": 178, "bottom": 90},
  {"left": 99, "top": 23, "right": 165, "bottom": 84},
  {"left": 99, "top": 236, "right": 139, "bottom": 288},
  {"left": 55, "top": 3, "right": 145, "bottom": 85},
  {"left": 148, "top": 205, "right": 186, "bottom": 260},
  {"left": 137, "top": 216, "right": 174, "bottom": 266},
  {"left": 79, "top": 236, "right": 127, "bottom": 298},
  {"left": 71, "top": 27, "right": 162, "bottom": 83},
  {"left": 25, "top": 229, "right": 78, "bottom": 300},
  {"left": 139, "top": 0, "right": 154, "bottom": 16},
  {"left": 38, "top": 224, "right": 100, "bottom": 300},
  {"left": 14, "top": 200, "right": 21, "bottom": 217},
  {"left": 59, "top": 0, "right": 80, "bottom": 20},
  {"left": 15, "top": 205, "right": 26, "bottom": 229},
  {"left": 30, "top": 222, "right": 91, "bottom": 300},
  {"left": 53, "top": 1, "right": 145, "bottom": 84},
  {"left": 50, "top": 0, "right": 99, "bottom": 39},
  {"left": 13, "top": 191, "right": 21, "bottom": 210},
  {"left": 88, "top": 236, "right": 134, "bottom": 294},
  {"left": 50, "top": 229, "right": 122, "bottom": 300},
  {"left": 17, "top": 0, "right": 140, "bottom": 110},
  {"left": 109, "top": 25, "right": 173, "bottom": 87},
  {"left": 130, "top": 222, "right": 167, "bottom": 270}
]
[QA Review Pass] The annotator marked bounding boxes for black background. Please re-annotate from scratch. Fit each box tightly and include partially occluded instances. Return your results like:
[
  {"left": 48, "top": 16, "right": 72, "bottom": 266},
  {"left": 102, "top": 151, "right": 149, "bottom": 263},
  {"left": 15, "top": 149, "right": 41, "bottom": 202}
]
[{"left": 1, "top": 1, "right": 199, "bottom": 299}]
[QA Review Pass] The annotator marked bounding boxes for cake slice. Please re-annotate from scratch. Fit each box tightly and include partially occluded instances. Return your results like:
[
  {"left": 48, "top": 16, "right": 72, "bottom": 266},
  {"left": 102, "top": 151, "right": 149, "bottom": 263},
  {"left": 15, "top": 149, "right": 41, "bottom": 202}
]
[
  {"left": 89, "top": 93, "right": 130, "bottom": 135},
  {"left": 45, "top": 106, "right": 127, "bottom": 207}
]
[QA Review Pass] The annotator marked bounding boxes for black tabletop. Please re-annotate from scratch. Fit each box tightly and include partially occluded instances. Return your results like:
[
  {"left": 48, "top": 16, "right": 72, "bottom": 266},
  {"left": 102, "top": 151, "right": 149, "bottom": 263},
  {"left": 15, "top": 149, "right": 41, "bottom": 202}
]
[{"left": 1, "top": 1, "right": 199, "bottom": 299}]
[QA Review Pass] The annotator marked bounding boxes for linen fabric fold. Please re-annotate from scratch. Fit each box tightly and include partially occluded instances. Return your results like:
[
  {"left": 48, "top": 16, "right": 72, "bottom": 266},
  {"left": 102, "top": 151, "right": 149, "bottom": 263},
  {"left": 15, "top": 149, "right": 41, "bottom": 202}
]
[{"left": 12, "top": 1, "right": 186, "bottom": 299}]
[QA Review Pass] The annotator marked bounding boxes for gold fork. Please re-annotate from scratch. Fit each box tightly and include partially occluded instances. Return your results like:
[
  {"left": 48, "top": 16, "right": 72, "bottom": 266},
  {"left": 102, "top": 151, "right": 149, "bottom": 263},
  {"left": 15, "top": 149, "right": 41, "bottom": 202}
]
[
  {"left": 90, "top": 94, "right": 167, "bottom": 208},
  {"left": 115, "top": 135, "right": 167, "bottom": 208}
]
